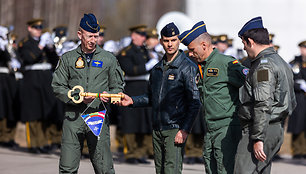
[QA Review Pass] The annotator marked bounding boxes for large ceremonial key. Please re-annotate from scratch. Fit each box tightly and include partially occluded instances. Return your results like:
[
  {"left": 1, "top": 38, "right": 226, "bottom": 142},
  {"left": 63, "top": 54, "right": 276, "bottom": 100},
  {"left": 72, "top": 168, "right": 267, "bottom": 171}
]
[{"left": 67, "top": 85, "right": 124, "bottom": 104}]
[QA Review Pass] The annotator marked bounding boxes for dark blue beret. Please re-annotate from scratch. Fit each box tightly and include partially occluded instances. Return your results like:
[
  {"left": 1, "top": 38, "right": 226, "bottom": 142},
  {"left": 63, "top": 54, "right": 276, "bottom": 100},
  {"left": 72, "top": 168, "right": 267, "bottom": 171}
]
[
  {"left": 80, "top": 13, "right": 100, "bottom": 33},
  {"left": 238, "top": 16, "right": 264, "bottom": 37},
  {"left": 160, "top": 22, "right": 179, "bottom": 37},
  {"left": 179, "top": 21, "right": 207, "bottom": 46}
]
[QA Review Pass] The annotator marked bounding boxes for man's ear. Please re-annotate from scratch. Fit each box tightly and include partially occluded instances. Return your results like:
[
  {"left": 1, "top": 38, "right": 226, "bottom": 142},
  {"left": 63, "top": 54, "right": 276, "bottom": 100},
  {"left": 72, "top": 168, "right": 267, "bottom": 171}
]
[
  {"left": 77, "top": 30, "right": 82, "bottom": 40},
  {"left": 248, "top": 38, "right": 255, "bottom": 47},
  {"left": 201, "top": 41, "right": 206, "bottom": 50}
]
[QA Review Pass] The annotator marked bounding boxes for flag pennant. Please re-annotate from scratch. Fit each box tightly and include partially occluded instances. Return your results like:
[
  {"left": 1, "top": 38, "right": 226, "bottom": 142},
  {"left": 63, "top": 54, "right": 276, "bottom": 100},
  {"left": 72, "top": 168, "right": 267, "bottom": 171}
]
[{"left": 81, "top": 110, "right": 105, "bottom": 137}]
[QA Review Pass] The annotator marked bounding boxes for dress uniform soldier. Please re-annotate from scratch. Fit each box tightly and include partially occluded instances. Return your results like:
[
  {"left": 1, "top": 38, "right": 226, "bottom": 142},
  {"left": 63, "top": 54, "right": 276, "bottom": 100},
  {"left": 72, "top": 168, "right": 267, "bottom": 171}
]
[
  {"left": 97, "top": 25, "right": 106, "bottom": 48},
  {"left": 18, "top": 18, "right": 56, "bottom": 154},
  {"left": 287, "top": 40, "right": 306, "bottom": 159},
  {"left": 119, "top": 22, "right": 201, "bottom": 174},
  {"left": 179, "top": 21, "right": 247, "bottom": 174},
  {"left": 235, "top": 16, "right": 296, "bottom": 174},
  {"left": 52, "top": 13, "right": 124, "bottom": 174},
  {"left": 117, "top": 24, "right": 154, "bottom": 164},
  {"left": 0, "top": 26, "right": 19, "bottom": 148}
]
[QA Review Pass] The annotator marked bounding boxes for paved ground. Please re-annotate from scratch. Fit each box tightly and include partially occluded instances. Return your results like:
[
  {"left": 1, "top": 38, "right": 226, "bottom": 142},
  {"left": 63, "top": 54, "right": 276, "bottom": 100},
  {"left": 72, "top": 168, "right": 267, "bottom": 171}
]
[{"left": 0, "top": 146, "right": 306, "bottom": 174}]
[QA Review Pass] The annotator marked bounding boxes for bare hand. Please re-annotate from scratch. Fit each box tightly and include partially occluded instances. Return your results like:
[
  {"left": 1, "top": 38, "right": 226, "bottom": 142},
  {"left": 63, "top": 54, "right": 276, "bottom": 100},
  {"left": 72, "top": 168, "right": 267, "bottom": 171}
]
[
  {"left": 253, "top": 141, "right": 266, "bottom": 162},
  {"left": 99, "top": 91, "right": 109, "bottom": 102},
  {"left": 118, "top": 92, "right": 133, "bottom": 106},
  {"left": 83, "top": 96, "right": 95, "bottom": 104},
  {"left": 174, "top": 130, "right": 188, "bottom": 144}
]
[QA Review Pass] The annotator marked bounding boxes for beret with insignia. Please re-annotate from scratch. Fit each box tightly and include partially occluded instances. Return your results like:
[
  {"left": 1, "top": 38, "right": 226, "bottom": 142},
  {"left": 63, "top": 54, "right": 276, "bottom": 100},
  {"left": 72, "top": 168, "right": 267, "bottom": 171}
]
[
  {"left": 238, "top": 16, "right": 264, "bottom": 37},
  {"left": 160, "top": 22, "right": 179, "bottom": 37},
  {"left": 179, "top": 21, "right": 207, "bottom": 46},
  {"left": 80, "top": 13, "right": 100, "bottom": 33}
]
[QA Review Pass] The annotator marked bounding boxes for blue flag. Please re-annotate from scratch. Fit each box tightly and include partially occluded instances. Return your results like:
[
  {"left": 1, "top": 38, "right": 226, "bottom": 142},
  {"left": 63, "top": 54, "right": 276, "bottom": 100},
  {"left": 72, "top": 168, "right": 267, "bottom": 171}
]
[{"left": 81, "top": 110, "right": 105, "bottom": 137}]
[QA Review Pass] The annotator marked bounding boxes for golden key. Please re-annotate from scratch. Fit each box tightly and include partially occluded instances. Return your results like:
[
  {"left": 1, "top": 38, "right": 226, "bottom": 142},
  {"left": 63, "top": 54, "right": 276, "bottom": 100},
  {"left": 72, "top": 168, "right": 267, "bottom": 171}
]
[{"left": 67, "top": 85, "right": 124, "bottom": 104}]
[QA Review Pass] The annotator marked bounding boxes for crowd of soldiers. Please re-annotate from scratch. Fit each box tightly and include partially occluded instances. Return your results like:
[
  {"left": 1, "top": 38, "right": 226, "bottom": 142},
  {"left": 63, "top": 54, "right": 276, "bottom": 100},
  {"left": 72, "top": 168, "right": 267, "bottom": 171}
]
[{"left": 0, "top": 17, "right": 305, "bottom": 166}]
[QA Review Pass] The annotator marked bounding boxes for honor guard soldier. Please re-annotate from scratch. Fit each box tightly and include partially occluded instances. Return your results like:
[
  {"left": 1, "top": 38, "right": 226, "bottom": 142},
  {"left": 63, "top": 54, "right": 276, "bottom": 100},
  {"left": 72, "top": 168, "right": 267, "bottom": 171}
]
[
  {"left": 287, "top": 40, "right": 306, "bottom": 159},
  {"left": 18, "top": 18, "right": 57, "bottom": 154},
  {"left": 117, "top": 24, "right": 154, "bottom": 164},
  {"left": 52, "top": 13, "right": 124, "bottom": 174},
  {"left": 0, "top": 26, "right": 19, "bottom": 149},
  {"left": 119, "top": 22, "right": 201, "bottom": 174},
  {"left": 179, "top": 21, "right": 247, "bottom": 174},
  {"left": 234, "top": 16, "right": 296, "bottom": 173}
]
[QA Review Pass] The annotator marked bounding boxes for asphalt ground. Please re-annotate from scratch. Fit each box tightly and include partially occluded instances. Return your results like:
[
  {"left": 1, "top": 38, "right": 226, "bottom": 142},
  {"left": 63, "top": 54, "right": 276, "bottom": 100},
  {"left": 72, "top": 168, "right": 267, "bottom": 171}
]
[{"left": 0, "top": 146, "right": 306, "bottom": 174}]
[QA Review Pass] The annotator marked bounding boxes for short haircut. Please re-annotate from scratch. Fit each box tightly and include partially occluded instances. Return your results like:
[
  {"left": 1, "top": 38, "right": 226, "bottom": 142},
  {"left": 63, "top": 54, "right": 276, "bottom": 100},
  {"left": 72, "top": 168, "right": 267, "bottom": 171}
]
[
  {"left": 194, "top": 32, "right": 212, "bottom": 44},
  {"left": 241, "top": 28, "right": 270, "bottom": 45}
]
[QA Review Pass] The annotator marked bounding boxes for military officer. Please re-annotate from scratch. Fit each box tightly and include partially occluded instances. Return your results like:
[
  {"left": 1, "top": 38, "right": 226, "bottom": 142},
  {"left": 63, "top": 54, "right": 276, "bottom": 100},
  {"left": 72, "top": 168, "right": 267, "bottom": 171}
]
[
  {"left": 52, "top": 13, "right": 124, "bottom": 173},
  {"left": 18, "top": 18, "right": 56, "bottom": 154},
  {"left": 117, "top": 24, "right": 154, "bottom": 164},
  {"left": 119, "top": 22, "right": 201, "bottom": 174},
  {"left": 179, "top": 21, "right": 247, "bottom": 174},
  {"left": 234, "top": 16, "right": 296, "bottom": 173},
  {"left": 287, "top": 40, "right": 306, "bottom": 159},
  {"left": 0, "top": 26, "right": 19, "bottom": 149}
]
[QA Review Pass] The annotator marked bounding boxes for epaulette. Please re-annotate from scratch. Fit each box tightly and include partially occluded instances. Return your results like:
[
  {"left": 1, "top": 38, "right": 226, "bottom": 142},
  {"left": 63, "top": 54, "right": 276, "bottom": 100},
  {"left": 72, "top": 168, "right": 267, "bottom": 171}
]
[
  {"left": 120, "top": 45, "right": 132, "bottom": 56},
  {"left": 18, "top": 37, "right": 29, "bottom": 47}
]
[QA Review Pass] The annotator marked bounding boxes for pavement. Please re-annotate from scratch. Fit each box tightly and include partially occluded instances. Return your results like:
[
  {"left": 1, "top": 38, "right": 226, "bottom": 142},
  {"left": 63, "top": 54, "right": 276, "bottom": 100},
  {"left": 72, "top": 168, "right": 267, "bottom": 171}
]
[{"left": 0, "top": 146, "right": 306, "bottom": 174}]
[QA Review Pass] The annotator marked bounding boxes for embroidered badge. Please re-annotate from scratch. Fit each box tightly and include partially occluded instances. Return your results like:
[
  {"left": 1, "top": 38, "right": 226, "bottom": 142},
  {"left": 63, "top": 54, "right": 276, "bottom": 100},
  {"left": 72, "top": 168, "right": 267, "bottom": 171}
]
[
  {"left": 168, "top": 74, "right": 175, "bottom": 80},
  {"left": 207, "top": 68, "right": 219, "bottom": 76},
  {"left": 260, "top": 59, "right": 268, "bottom": 64},
  {"left": 92, "top": 60, "right": 103, "bottom": 68},
  {"left": 242, "top": 68, "right": 249, "bottom": 76},
  {"left": 232, "top": 60, "right": 238, "bottom": 64},
  {"left": 75, "top": 57, "right": 85, "bottom": 69}
]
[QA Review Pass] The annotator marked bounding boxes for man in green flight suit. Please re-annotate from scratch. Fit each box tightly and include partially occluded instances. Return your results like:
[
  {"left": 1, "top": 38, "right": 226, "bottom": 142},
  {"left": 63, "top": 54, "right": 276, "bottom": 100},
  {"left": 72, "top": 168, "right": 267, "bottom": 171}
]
[
  {"left": 179, "top": 21, "right": 248, "bottom": 174},
  {"left": 52, "top": 13, "right": 124, "bottom": 174},
  {"left": 234, "top": 16, "right": 296, "bottom": 174}
]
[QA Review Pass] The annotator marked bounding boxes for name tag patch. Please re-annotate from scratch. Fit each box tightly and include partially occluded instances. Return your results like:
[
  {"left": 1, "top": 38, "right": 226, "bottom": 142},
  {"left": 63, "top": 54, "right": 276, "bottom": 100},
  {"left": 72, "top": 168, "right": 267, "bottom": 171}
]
[
  {"left": 207, "top": 68, "right": 219, "bottom": 76},
  {"left": 92, "top": 60, "right": 103, "bottom": 68}
]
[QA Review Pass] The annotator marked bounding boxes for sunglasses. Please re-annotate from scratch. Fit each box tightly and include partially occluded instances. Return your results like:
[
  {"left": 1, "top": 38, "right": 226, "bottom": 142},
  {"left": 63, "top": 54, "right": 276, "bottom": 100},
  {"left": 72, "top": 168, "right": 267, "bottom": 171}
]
[{"left": 32, "top": 25, "right": 43, "bottom": 29}]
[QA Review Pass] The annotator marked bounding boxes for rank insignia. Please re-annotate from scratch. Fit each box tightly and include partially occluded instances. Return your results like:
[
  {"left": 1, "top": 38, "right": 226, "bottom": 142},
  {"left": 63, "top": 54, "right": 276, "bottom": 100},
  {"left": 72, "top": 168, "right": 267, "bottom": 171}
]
[
  {"left": 92, "top": 60, "right": 103, "bottom": 68},
  {"left": 75, "top": 57, "right": 85, "bottom": 69},
  {"left": 168, "top": 74, "right": 175, "bottom": 80},
  {"left": 207, "top": 68, "right": 219, "bottom": 76}
]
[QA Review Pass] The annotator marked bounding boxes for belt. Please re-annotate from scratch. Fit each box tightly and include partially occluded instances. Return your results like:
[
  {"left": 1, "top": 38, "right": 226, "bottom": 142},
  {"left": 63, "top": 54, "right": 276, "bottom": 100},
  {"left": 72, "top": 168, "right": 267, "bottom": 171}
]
[
  {"left": 0, "top": 67, "right": 9, "bottom": 74},
  {"left": 124, "top": 74, "right": 150, "bottom": 81},
  {"left": 25, "top": 63, "right": 52, "bottom": 71}
]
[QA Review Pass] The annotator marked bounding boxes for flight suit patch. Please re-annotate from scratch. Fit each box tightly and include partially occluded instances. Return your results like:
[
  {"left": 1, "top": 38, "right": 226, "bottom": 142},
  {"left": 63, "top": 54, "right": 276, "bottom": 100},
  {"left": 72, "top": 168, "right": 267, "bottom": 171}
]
[
  {"left": 168, "top": 74, "right": 175, "bottom": 80},
  {"left": 207, "top": 68, "right": 219, "bottom": 76},
  {"left": 75, "top": 57, "right": 85, "bottom": 69},
  {"left": 92, "top": 60, "right": 103, "bottom": 68},
  {"left": 257, "top": 69, "right": 269, "bottom": 82}
]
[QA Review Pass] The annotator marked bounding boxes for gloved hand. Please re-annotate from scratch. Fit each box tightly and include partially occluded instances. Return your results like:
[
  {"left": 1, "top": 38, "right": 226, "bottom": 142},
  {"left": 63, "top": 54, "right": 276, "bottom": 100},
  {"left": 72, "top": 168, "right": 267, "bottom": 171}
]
[
  {"left": 39, "top": 32, "right": 53, "bottom": 48},
  {"left": 145, "top": 57, "right": 159, "bottom": 71},
  {"left": 0, "top": 38, "right": 8, "bottom": 51},
  {"left": 296, "top": 79, "right": 306, "bottom": 92}
]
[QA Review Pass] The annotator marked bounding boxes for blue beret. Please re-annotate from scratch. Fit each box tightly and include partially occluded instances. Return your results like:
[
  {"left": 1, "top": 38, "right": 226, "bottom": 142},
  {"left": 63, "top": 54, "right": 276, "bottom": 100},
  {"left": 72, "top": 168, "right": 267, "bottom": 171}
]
[
  {"left": 179, "top": 21, "right": 207, "bottom": 46},
  {"left": 160, "top": 22, "right": 179, "bottom": 37},
  {"left": 238, "top": 16, "right": 264, "bottom": 37},
  {"left": 80, "top": 13, "right": 100, "bottom": 33}
]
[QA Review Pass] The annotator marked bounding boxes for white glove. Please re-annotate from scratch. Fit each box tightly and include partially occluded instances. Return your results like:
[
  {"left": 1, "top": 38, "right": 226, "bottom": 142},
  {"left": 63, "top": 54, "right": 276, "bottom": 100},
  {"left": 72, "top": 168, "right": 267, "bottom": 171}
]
[
  {"left": 39, "top": 32, "right": 53, "bottom": 48},
  {"left": 0, "top": 26, "right": 8, "bottom": 40},
  {"left": 296, "top": 79, "right": 306, "bottom": 92},
  {"left": 0, "top": 38, "right": 8, "bottom": 51},
  {"left": 145, "top": 58, "right": 159, "bottom": 71}
]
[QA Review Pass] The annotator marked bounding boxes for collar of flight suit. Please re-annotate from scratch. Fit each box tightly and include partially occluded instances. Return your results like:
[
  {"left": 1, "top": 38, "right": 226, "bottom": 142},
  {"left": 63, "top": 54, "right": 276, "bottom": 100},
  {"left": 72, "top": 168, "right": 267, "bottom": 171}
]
[{"left": 252, "top": 46, "right": 275, "bottom": 63}]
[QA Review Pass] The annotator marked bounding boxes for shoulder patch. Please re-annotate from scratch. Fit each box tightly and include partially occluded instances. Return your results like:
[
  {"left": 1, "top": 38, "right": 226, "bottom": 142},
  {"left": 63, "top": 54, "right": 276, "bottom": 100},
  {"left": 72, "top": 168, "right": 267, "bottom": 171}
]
[
  {"left": 260, "top": 59, "right": 268, "bottom": 64},
  {"left": 257, "top": 69, "right": 269, "bottom": 82},
  {"left": 232, "top": 59, "right": 238, "bottom": 64}
]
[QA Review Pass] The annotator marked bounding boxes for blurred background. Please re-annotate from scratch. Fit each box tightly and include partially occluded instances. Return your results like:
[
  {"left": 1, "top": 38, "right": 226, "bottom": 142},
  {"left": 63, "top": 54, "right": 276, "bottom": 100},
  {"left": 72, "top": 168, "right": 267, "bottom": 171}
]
[{"left": 1, "top": 0, "right": 306, "bottom": 62}]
